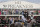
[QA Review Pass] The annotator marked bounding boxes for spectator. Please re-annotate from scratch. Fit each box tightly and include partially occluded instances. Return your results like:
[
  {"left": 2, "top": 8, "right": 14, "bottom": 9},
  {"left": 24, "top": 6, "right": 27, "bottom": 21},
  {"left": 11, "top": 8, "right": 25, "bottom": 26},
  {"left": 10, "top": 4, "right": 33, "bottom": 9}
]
[
  {"left": 36, "top": 10, "right": 38, "bottom": 15},
  {"left": 12, "top": 18, "right": 15, "bottom": 24},
  {"left": 9, "top": 17, "right": 13, "bottom": 24},
  {"left": 12, "top": 10, "right": 14, "bottom": 14},
  {"left": 20, "top": 11, "right": 24, "bottom": 15},
  {"left": 1, "top": 18, "right": 7, "bottom": 27},
  {"left": 1, "top": 18, "right": 6, "bottom": 24},
  {"left": 14, "top": 17, "right": 19, "bottom": 23},
  {"left": 15, "top": 9, "right": 19, "bottom": 14},
  {"left": 8, "top": 9, "right": 12, "bottom": 15},
  {"left": 0, "top": 18, "right": 1, "bottom": 24},
  {"left": 4, "top": 25, "right": 7, "bottom": 27},
  {"left": 1, "top": 9, "right": 3, "bottom": 15},
  {"left": 0, "top": 10, "right": 1, "bottom": 15},
  {"left": 22, "top": 11, "right": 24, "bottom": 15}
]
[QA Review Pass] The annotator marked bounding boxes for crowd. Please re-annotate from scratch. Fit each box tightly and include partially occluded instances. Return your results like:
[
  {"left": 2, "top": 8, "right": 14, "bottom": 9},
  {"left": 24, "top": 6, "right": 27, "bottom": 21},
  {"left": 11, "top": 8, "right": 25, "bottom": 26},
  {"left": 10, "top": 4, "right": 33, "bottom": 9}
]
[
  {"left": 0, "top": 10, "right": 36, "bottom": 27},
  {"left": 0, "top": 9, "right": 40, "bottom": 15},
  {"left": 0, "top": 9, "right": 20, "bottom": 15},
  {"left": 0, "top": 9, "right": 40, "bottom": 27},
  {"left": 0, "top": 16, "right": 23, "bottom": 27}
]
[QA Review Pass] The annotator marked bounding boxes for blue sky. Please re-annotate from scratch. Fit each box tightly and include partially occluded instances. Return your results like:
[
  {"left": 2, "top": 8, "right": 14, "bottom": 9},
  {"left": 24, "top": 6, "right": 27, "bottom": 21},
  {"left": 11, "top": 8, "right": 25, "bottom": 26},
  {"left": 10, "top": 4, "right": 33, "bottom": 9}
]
[{"left": 0, "top": 0, "right": 40, "bottom": 4}]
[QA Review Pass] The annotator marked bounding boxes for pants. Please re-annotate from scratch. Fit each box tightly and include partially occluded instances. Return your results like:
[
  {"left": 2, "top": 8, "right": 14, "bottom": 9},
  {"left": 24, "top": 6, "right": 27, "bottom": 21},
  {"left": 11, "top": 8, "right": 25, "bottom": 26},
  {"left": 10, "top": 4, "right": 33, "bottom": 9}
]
[{"left": 27, "top": 23, "right": 32, "bottom": 27}]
